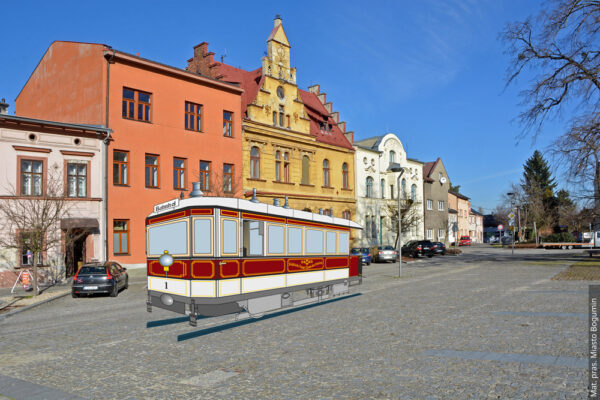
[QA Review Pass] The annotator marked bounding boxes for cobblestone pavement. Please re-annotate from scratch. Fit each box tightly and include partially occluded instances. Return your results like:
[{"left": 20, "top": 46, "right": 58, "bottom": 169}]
[{"left": 0, "top": 247, "right": 591, "bottom": 399}]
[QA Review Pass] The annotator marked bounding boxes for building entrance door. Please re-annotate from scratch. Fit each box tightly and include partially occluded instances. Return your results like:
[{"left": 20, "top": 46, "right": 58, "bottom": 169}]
[{"left": 65, "top": 230, "right": 87, "bottom": 277}]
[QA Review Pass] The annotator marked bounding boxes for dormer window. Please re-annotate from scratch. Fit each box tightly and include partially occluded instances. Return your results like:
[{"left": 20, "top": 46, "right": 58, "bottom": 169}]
[{"left": 390, "top": 151, "right": 396, "bottom": 164}]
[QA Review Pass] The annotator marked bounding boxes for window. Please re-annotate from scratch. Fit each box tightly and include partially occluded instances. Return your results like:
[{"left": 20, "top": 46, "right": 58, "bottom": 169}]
[
  {"left": 122, "top": 88, "right": 151, "bottom": 122},
  {"left": 243, "top": 220, "right": 264, "bottom": 256},
  {"left": 438, "top": 200, "right": 444, "bottom": 211},
  {"left": 113, "top": 220, "right": 129, "bottom": 254},
  {"left": 20, "top": 159, "right": 43, "bottom": 196},
  {"left": 411, "top": 184, "right": 417, "bottom": 201},
  {"left": 380, "top": 179, "right": 385, "bottom": 199},
  {"left": 284, "top": 152, "right": 290, "bottom": 182},
  {"left": 366, "top": 177, "right": 374, "bottom": 198},
  {"left": 286, "top": 115, "right": 290, "bottom": 128},
  {"left": 279, "top": 106, "right": 284, "bottom": 127},
  {"left": 427, "top": 199, "right": 433, "bottom": 210},
  {"left": 273, "top": 111, "right": 277, "bottom": 126},
  {"left": 113, "top": 150, "right": 129, "bottom": 186},
  {"left": 145, "top": 154, "right": 159, "bottom": 188},
  {"left": 306, "top": 229, "right": 324, "bottom": 253},
  {"left": 301, "top": 155, "right": 310, "bottom": 184},
  {"left": 223, "top": 164, "right": 233, "bottom": 193},
  {"left": 342, "top": 210, "right": 351, "bottom": 220},
  {"left": 147, "top": 219, "right": 188, "bottom": 256},
  {"left": 223, "top": 111, "right": 233, "bottom": 137},
  {"left": 185, "top": 102, "right": 202, "bottom": 131},
  {"left": 250, "top": 147, "right": 260, "bottom": 179},
  {"left": 338, "top": 232, "right": 349, "bottom": 253},
  {"left": 365, "top": 216, "right": 371, "bottom": 239},
  {"left": 67, "top": 162, "right": 87, "bottom": 197},
  {"left": 390, "top": 150, "right": 396, "bottom": 164},
  {"left": 323, "top": 208, "right": 332, "bottom": 216},
  {"left": 426, "top": 229, "right": 433, "bottom": 240},
  {"left": 438, "top": 229, "right": 445, "bottom": 239},
  {"left": 199, "top": 161, "right": 210, "bottom": 191},
  {"left": 326, "top": 231, "right": 337, "bottom": 254},
  {"left": 371, "top": 215, "right": 377, "bottom": 239},
  {"left": 173, "top": 158, "right": 186, "bottom": 190},
  {"left": 193, "top": 218, "right": 212, "bottom": 255},
  {"left": 222, "top": 219, "right": 238, "bottom": 255},
  {"left": 268, "top": 224, "right": 285, "bottom": 254},
  {"left": 288, "top": 226, "right": 302, "bottom": 254},
  {"left": 342, "top": 163, "right": 349, "bottom": 189},
  {"left": 390, "top": 184, "right": 394, "bottom": 199},
  {"left": 19, "top": 232, "right": 42, "bottom": 266},
  {"left": 275, "top": 151, "right": 281, "bottom": 181},
  {"left": 401, "top": 179, "right": 406, "bottom": 196},
  {"left": 323, "top": 159, "right": 330, "bottom": 186}
]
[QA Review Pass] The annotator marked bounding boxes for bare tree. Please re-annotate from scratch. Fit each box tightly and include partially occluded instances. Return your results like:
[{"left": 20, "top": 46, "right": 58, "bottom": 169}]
[
  {"left": 0, "top": 163, "right": 80, "bottom": 295},
  {"left": 194, "top": 167, "right": 242, "bottom": 198},
  {"left": 502, "top": 0, "right": 600, "bottom": 208},
  {"left": 384, "top": 199, "right": 423, "bottom": 248}
]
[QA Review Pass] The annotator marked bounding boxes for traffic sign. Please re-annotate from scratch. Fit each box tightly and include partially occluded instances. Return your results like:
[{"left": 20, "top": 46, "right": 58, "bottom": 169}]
[
  {"left": 509, "top": 219, "right": 514, "bottom": 226},
  {"left": 508, "top": 212, "right": 515, "bottom": 220},
  {"left": 497, "top": 224, "right": 503, "bottom": 231}
]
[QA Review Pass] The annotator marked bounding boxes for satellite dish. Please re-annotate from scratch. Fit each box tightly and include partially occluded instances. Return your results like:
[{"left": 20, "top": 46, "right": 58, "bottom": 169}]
[{"left": 440, "top": 177, "right": 447, "bottom": 184}]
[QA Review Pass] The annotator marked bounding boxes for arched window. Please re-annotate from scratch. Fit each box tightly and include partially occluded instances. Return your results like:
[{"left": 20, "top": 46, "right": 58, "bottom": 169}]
[
  {"left": 275, "top": 151, "right": 281, "bottom": 181},
  {"left": 411, "top": 184, "right": 417, "bottom": 201},
  {"left": 366, "top": 177, "right": 374, "bottom": 198},
  {"left": 323, "top": 159, "right": 330, "bottom": 187},
  {"left": 250, "top": 146, "right": 260, "bottom": 179},
  {"left": 301, "top": 155, "right": 310, "bottom": 184},
  {"left": 342, "top": 163, "right": 349, "bottom": 189},
  {"left": 380, "top": 179, "right": 385, "bottom": 199},
  {"left": 401, "top": 178, "right": 406, "bottom": 196},
  {"left": 283, "top": 152, "right": 290, "bottom": 182},
  {"left": 390, "top": 150, "right": 396, "bottom": 164}
]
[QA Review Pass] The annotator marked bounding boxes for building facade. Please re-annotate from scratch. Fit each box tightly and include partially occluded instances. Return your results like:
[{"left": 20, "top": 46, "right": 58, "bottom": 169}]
[
  {"left": 186, "top": 17, "right": 356, "bottom": 224},
  {"left": 422, "top": 158, "right": 450, "bottom": 243},
  {"left": 470, "top": 208, "right": 484, "bottom": 243},
  {"left": 353, "top": 133, "right": 424, "bottom": 247},
  {"left": 0, "top": 112, "right": 109, "bottom": 283},
  {"left": 15, "top": 41, "right": 243, "bottom": 268},
  {"left": 449, "top": 190, "right": 471, "bottom": 240}
]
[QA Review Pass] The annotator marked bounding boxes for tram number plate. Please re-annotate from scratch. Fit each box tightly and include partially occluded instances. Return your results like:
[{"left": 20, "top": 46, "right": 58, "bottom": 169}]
[{"left": 83, "top": 286, "right": 98, "bottom": 290}]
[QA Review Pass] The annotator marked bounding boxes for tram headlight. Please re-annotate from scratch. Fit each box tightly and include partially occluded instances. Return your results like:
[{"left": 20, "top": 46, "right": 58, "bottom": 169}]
[
  {"left": 159, "top": 250, "right": 174, "bottom": 273},
  {"left": 160, "top": 293, "right": 174, "bottom": 306}
]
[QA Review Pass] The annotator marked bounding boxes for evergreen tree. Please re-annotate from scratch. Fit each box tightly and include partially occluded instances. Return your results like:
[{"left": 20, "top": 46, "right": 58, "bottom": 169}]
[{"left": 521, "top": 150, "right": 556, "bottom": 197}]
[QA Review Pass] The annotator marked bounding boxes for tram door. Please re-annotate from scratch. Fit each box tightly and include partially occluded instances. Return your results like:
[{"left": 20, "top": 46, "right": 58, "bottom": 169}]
[{"left": 595, "top": 230, "right": 600, "bottom": 248}]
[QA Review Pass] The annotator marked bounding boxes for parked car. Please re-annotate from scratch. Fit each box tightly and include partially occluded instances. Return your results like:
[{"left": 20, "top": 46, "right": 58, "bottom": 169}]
[
  {"left": 401, "top": 240, "right": 434, "bottom": 258},
  {"left": 459, "top": 236, "right": 472, "bottom": 246},
  {"left": 431, "top": 242, "right": 446, "bottom": 255},
  {"left": 501, "top": 236, "right": 514, "bottom": 245},
  {"left": 72, "top": 261, "right": 128, "bottom": 297},
  {"left": 351, "top": 247, "right": 372, "bottom": 265},
  {"left": 371, "top": 245, "right": 398, "bottom": 262}
]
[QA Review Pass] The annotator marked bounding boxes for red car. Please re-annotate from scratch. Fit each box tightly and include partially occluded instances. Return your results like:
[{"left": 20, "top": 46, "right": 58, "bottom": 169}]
[{"left": 459, "top": 236, "right": 472, "bottom": 246}]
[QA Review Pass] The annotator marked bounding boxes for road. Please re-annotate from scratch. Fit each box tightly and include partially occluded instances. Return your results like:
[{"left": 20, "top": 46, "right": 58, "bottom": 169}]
[{"left": 0, "top": 246, "right": 591, "bottom": 399}]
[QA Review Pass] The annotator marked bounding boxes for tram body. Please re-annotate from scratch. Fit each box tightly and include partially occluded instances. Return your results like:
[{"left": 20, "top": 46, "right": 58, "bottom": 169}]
[{"left": 145, "top": 196, "right": 362, "bottom": 325}]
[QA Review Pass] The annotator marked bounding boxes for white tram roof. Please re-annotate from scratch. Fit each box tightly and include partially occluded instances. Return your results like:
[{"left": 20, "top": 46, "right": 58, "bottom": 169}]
[{"left": 149, "top": 196, "right": 362, "bottom": 230}]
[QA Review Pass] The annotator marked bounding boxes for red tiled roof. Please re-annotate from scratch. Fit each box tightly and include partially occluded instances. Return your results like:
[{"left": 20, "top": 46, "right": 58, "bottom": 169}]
[
  {"left": 423, "top": 158, "right": 441, "bottom": 179},
  {"left": 214, "top": 63, "right": 262, "bottom": 114},
  {"left": 298, "top": 89, "right": 353, "bottom": 150}
]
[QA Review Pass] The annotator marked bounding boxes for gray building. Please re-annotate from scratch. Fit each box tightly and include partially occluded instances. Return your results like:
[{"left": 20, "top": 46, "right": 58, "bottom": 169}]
[{"left": 422, "top": 158, "right": 450, "bottom": 243}]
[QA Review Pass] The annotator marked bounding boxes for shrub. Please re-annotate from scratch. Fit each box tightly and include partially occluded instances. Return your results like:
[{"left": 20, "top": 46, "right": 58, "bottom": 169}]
[{"left": 543, "top": 232, "right": 574, "bottom": 243}]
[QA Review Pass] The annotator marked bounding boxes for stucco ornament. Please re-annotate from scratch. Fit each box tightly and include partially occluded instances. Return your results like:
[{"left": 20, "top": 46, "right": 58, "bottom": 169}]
[{"left": 265, "top": 105, "right": 271, "bottom": 115}]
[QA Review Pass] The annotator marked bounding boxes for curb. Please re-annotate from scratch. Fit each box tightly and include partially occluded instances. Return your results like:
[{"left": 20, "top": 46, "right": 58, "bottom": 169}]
[{"left": 0, "top": 291, "right": 70, "bottom": 322}]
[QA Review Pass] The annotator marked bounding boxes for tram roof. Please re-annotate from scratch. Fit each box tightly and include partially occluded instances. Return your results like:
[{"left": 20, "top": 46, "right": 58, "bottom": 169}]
[{"left": 149, "top": 196, "right": 362, "bottom": 229}]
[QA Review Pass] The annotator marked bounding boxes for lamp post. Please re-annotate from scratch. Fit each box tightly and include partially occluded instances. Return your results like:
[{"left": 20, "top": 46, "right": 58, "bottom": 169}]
[{"left": 388, "top": 163, "right": 405, "bottom": 277}]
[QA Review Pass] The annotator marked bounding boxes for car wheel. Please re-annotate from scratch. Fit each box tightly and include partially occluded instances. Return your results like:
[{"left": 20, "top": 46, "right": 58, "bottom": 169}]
[
  {"left": 110, "top": 283, "right": 119, "bottom": 297},
  {"left": 427, "top": 254, "right": 433, "bottom": 258}
]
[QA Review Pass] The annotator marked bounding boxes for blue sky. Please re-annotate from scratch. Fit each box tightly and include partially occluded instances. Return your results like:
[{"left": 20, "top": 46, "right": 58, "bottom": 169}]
[{"left": 0, "top": 0, "right": 564, "bottom": 212}]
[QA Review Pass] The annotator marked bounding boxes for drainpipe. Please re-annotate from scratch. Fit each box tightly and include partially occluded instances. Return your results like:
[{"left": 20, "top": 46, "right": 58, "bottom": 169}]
[{"left": 103, "top": 48, "right": 115, "bottom": 261}]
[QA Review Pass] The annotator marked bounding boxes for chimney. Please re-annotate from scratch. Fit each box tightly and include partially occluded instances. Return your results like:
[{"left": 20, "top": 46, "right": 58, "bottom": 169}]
[
  {"left": 0, "top": 98, "right": 8, "bottom": 115},
  {"left": 274, "top": 14, "right": 282, "bottom": 27}
]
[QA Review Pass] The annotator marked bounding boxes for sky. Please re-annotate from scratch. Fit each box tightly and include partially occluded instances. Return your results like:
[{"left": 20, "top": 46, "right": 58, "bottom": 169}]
[{"left": 0, "top": 0, "right": 567, "bottom": 213}]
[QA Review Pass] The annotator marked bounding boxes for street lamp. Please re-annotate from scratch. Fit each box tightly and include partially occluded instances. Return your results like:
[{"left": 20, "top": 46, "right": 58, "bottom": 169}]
[{"left": 388, "top": 162, "right": 405, "bottom": 277}]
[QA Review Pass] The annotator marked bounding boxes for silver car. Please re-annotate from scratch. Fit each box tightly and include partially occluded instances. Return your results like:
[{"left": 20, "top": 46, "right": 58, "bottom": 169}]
[{"left": 371, "top": 245, "right": 398, "bottom": 263}]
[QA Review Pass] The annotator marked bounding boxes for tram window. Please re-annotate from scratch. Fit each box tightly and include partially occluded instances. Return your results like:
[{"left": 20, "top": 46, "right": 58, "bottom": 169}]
[
  {"left": 338, "top": 232, "right": 349, "bottom": 253},
  {"left": 222, "top": 219, "right": 238, "bottom": 255},
  {"left": 306, "top": 229, "right": 324, "bottom": 254},
  {"left": 148, "top": 220, "right": 188, "bottom": 256},
  {"left": 243, "top": 220, "right": 264, "bottom": 256},
  {"left": 267, "top": 224, "right": 285, "bottom": 254},
  {"left": 193, "top": 218, "right": 212, "bottom": 254},
  {"left": 326, "top": 231, "right": 337, "bottom": 254},
  {"left": 288, "top": 226, "right": 302, "bottom": 254}
]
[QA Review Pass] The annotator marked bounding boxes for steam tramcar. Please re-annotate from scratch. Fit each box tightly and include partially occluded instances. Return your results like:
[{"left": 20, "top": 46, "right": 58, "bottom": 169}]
[{"left": 145, "top": 190, "right": 362, "bottom": 326}]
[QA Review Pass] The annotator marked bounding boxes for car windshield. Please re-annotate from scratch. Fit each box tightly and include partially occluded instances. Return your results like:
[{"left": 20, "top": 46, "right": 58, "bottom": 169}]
[
  {"left": 79, "top": 265, "right": 106, "bottom": 274},
  {"left": 382, "top": 246, "right": 395, "bottom": 250},
  {"left": 361, "top": 248, "right": 370, "bottom": 253},
  {"left": 351, "top": 248, "right": 361, "bottom": 254}
]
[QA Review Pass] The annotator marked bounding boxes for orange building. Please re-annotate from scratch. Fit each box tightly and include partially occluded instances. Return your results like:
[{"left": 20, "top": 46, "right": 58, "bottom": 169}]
[{"left": 16, "top": 41, "right": 243, "bottom": 268}]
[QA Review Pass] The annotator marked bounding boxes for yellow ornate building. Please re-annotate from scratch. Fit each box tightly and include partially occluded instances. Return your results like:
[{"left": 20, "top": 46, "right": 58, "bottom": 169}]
[{"left": 187, "top": 17, "right": 356, "bottom": 219}]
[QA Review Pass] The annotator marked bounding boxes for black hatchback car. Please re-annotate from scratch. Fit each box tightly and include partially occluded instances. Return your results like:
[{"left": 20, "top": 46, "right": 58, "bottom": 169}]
[
  {"left": 401, "top": 240, "right": 434, "bottom": 258},
  {"left": 430, "top": 242, "right": 447, "bottom": 255},
  {"left": 72, "top": 262, "right": 128, "bottom": 297}
]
